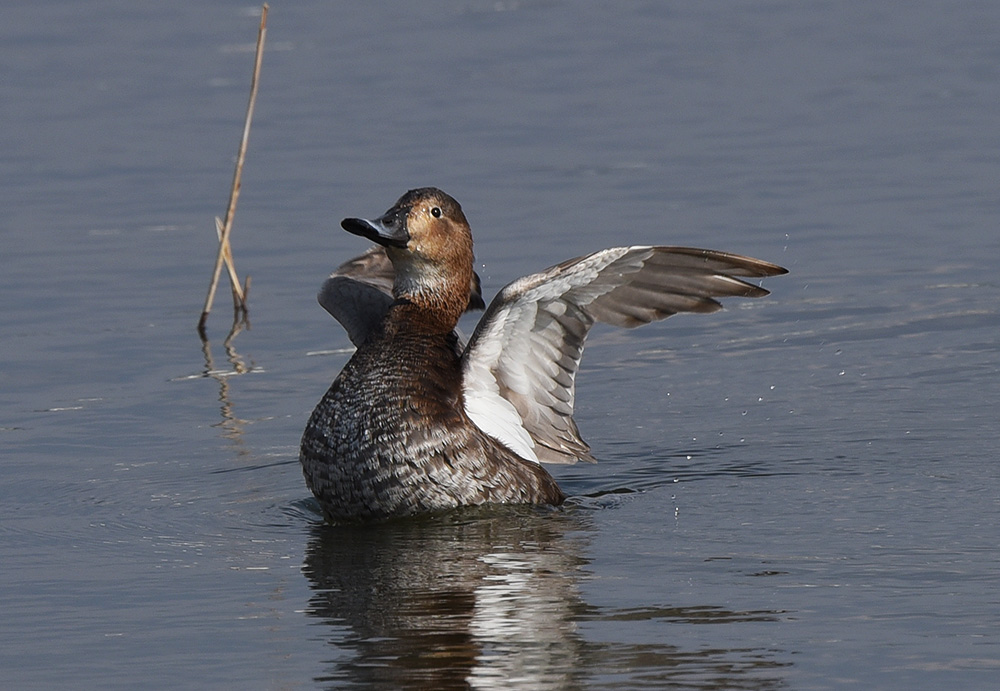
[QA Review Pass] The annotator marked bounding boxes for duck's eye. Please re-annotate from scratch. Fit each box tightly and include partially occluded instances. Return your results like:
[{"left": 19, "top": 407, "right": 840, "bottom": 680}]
[{"left": 430, "top": 206, "right": 442, "bottom": 218}]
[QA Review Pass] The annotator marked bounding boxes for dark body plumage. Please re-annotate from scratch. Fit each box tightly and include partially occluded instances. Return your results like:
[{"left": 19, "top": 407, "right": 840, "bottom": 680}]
[{"left": 301, "top": 301, "right": 564, "bottom": 523}]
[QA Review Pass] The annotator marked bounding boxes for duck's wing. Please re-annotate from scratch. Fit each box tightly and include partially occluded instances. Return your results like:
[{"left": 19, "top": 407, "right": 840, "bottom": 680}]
[
  {"left": 319, "top": 246, "right": 486, "bottom": 347},
  {"left": 460, "top": 246, "right": 787, "bottom": 465},
  {"left": 318, "top": 247, "right": 397, "bottom": 347}
]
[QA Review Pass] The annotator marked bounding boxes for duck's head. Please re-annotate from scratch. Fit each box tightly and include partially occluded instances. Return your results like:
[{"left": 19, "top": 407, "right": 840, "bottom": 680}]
[{"left": 342, "top": 187, "right": 483, "bottom": 326}]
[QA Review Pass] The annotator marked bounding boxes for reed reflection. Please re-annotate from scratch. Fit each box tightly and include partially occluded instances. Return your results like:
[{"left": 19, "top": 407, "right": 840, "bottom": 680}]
[{"left": 199, "top": 320, "right": 255, "bottom": 446}]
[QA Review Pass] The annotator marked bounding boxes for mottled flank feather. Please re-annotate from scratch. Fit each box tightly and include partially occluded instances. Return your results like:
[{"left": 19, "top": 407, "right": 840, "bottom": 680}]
[{"left": 302, "top": 307, "right": 564, "bottom": 522}]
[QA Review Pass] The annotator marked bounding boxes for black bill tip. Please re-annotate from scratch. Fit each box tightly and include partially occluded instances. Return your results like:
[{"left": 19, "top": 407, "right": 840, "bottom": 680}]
[{"left": 341, "top": 217, "right": 409, "bottom": 249}]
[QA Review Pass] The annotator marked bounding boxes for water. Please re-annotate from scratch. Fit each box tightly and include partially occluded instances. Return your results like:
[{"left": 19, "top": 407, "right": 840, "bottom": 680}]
[{"left": 3, "top": 0, "right": 999, "bottom": 688}]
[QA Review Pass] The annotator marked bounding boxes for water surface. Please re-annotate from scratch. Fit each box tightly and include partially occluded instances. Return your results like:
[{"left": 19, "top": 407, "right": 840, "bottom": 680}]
[{"left": 3, "top": 1, "right": 999, "bottom": 688}]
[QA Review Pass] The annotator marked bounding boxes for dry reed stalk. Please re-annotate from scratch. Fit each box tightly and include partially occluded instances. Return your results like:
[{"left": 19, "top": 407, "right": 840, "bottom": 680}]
[{"left": 198, "top": 3, "right": 269, "bottom": 337}]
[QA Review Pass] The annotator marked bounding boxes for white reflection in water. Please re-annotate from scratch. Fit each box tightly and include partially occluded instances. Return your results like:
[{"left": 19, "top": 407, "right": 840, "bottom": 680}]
[{"left": 468, "top": 550, "right": 578, "bottom": 689}]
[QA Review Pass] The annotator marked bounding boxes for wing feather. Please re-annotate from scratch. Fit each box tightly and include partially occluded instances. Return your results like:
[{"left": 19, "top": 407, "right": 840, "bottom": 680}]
[
  {"left": 318, "top": 248, "right": 396, "bottom": 347},
  {"left": 461, "top": 246, "right": 786, "bottom": 464}
]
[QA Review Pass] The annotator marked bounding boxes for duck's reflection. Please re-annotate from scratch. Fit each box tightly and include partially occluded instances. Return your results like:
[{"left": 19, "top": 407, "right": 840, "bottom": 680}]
[
  {"left": 302, "top": 506, "right": 790, "bottom": 690},
  {"left": 303, "top": 506, "right": 586, "bottom": 690}
]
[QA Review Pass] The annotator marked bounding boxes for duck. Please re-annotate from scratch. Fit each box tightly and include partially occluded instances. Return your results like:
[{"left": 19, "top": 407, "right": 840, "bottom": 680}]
[{"left": 300, "top": 187, "right": 786, "bottom": 523}]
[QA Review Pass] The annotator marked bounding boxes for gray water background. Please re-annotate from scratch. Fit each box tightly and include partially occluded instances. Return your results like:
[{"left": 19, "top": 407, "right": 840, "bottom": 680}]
[{"left": 3, "top": 0, "right": 999, "bottom": 688}]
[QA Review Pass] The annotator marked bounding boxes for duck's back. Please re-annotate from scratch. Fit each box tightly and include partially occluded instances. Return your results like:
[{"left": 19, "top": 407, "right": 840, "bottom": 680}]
[{"left": 300, "top": 307, "right": 564, "bottom": 522}]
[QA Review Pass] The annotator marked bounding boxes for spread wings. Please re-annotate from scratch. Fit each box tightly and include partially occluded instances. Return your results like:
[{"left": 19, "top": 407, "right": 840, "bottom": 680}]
[{"left": 460, "top": 246, "right": 787, "bottom": 465}]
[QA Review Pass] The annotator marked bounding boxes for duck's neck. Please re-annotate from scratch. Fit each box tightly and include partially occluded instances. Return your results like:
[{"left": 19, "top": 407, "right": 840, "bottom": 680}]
[
  {"left": 384, "top": 299, "right": 461, "bottom": 337},
  {"left": 390, "top": 258, "right": 472, "bottom": 332}
]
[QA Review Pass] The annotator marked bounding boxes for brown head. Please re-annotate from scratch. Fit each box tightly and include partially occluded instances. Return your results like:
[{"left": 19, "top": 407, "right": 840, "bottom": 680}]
[{"left": 341, "top": 188, "right": 481, "bottom": 329}]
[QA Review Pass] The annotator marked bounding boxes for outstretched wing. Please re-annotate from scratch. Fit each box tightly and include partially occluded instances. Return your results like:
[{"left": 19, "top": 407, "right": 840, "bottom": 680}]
[
  {"left": 460, "top": 246, "right": 787, "bottom": 465},
  {"left": 318, "top": 246, "right": 486, "bottom": 347}
]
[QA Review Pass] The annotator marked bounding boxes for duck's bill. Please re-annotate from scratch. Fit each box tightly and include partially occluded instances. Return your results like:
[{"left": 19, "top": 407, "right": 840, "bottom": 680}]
[{"left": 341, "top": 216, "right": 409, "bottom": 249}]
